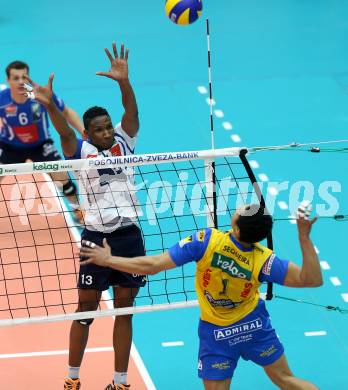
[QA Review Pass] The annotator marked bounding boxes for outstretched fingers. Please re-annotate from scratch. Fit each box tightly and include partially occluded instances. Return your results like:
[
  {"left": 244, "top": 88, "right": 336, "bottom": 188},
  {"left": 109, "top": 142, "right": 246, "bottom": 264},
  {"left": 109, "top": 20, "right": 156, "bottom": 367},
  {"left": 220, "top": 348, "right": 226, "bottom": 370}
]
[
  {"left": 21, "top": 75, "right": 35, "bottom": 98},
  {"left": 81, "top": 240, "right": 96, "bottom": 248},
  {"left": 103, "top": 42, "right": 128, "bottom": 63},
  {"left": 48, "top": 73, "right": 54, "bottom": 89},
  {"left": 96, "top": 71, "right": 111, "bottom": 78},
  {"left": 112, "top": 42, "right": 118, "bottom": 59},
  {"left": 23, "top": 74, "right": 36, "bottom": 87},
  {"left": 310, "top": 216, "right": 318, "bottom": 226},
  {"left": 104, "top": 47, "right": 114, "bottom": 63},
  {"left": 79, "top": 258, "right": 92, "bottom": 266},
  {"left": 296, "top": 201, "right": 312, "bottom": 220},
  {"left": 79, "top": 248, "right": 94, "bottom": 262}
]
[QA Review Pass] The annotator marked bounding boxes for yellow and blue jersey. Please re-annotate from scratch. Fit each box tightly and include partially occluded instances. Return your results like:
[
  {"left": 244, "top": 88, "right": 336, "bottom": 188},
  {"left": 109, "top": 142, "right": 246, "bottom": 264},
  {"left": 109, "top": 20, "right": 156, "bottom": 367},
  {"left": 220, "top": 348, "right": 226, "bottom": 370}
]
[
  {"left": 169, "top": 228, "right": 289, "bottom": 326},
  {"left": 0, "top": 88, "right": 65, "bottom": 148}
]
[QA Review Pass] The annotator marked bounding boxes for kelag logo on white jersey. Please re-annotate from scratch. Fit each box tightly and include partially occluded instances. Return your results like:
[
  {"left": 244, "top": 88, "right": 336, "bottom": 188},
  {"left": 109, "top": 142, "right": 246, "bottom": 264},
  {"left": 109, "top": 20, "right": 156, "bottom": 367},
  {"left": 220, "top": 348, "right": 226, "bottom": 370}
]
[
  {"left": 214, "top": 318, "right": 262, "bottom": 341},
  {"left": 211, "top": 253, "right": 252, "bottom": 280}
]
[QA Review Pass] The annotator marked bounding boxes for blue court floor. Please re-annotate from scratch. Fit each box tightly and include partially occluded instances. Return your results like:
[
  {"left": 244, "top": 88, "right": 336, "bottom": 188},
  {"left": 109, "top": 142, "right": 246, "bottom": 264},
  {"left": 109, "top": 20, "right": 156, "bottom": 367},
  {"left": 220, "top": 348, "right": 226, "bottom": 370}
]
[{"left": 1, "top": 1, "right": 348, "bottom": 388}]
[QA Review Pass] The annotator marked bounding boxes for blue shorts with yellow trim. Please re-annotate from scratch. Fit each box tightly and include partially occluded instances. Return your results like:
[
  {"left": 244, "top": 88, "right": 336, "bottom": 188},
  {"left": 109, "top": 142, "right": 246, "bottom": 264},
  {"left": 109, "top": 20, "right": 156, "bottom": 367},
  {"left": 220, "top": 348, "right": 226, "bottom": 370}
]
[{"left": 198, "top": 300, "right": 284, "bottom": 380}]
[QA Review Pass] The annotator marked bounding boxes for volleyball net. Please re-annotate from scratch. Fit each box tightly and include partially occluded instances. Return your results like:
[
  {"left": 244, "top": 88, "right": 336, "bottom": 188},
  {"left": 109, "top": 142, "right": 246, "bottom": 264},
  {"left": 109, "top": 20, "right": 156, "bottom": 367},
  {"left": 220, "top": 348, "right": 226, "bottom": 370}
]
[{"left": 0, "top": 146, "right": 271, "bottom": 327}]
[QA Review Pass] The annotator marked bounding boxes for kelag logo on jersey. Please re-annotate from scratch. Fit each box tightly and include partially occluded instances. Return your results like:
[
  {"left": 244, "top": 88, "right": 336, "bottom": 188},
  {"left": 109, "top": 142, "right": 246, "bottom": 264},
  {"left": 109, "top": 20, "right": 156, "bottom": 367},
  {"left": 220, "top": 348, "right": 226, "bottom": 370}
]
[{"left": 211, "top": 253, "right": 251, "bottom": 280}]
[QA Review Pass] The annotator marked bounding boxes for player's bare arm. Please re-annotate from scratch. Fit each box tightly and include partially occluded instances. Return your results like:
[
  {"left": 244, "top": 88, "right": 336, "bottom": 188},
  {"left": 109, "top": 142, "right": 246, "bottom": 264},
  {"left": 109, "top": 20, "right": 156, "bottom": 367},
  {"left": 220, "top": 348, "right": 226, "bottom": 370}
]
[
  {"left": 62, "top": 105, "right": 84, "bottom": 135},
  {"left": 23, "top": 74, "right": 78, "bottom": 157},
  {"left": 80, "top": 239, "right": 176, "bottom": 275},
  {"left": 96, "top": 42, "right": 139, "bottom": 137},
  {"left": 283, "top": 205, "right": 323, "bottom": 288}
]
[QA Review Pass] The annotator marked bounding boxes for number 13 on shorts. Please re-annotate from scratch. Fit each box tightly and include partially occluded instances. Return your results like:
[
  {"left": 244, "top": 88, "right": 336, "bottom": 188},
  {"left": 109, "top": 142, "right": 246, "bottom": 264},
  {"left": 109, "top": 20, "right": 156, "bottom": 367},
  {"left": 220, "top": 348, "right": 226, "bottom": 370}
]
[{"left": 80, "top": 274, "right": 93, "bottom": 285}]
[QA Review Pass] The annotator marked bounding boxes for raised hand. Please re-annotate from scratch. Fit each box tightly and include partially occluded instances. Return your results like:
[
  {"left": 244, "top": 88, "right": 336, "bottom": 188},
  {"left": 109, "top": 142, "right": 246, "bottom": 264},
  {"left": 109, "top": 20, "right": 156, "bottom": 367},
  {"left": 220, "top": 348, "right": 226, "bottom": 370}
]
[
  {"left": 96, "top": 42, "right": 129, "bottom": 81},
  {"left": 296, "top": 201, "right": 318, "bottom": 238},
  {"left": 23, "top": 74, "right": 54, "bottom": 107}
]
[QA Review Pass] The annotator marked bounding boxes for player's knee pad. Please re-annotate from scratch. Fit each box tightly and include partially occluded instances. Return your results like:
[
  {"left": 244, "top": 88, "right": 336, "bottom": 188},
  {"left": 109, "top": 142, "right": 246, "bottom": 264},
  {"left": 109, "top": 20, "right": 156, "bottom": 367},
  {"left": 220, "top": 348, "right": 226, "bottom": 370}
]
[
  {"left": 63, "top": 179, "right": 77, "bottom": 196},
  {"left": 77, "top": 317, "right": 94, "bottom": 326}
]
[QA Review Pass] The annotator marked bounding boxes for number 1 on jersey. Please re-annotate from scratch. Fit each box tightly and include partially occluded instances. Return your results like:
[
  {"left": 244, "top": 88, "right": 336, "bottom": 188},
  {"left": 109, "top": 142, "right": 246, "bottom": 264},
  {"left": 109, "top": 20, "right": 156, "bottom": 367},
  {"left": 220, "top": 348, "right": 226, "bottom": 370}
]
[{"left": 219, "top": 279, "right": 229, "bottom": 295}]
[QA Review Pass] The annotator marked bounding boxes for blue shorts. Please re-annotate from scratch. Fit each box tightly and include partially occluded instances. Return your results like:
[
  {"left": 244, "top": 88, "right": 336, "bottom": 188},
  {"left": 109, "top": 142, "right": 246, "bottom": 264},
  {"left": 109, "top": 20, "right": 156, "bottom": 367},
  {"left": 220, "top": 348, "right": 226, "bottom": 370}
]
[
  {"left": 198, "top": 300, "right": 284, "bottom": 380},
  {"left": 79, "top": 224, "right": 146, "bottom": 290}
]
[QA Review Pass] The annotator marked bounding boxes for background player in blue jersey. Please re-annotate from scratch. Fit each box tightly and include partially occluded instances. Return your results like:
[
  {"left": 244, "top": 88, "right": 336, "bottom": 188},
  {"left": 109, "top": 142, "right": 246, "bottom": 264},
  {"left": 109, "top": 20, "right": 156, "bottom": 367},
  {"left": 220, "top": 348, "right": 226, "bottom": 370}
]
[
  {"left": 80, "top": 204, "right": 322, "bottom": 390},
  {"left": 24, "top": 42, "right": 145, "bottom": 390},
  {"left": 0, "top": 60, "right": 85, "bottom": 222}
]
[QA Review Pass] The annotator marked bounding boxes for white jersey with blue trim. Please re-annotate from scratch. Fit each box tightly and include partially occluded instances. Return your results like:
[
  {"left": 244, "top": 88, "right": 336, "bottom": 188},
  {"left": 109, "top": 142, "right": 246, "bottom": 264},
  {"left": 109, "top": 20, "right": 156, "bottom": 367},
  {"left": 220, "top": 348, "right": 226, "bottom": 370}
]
[{"left": 71, "top": 123, "right": 141, "bottom": 233}]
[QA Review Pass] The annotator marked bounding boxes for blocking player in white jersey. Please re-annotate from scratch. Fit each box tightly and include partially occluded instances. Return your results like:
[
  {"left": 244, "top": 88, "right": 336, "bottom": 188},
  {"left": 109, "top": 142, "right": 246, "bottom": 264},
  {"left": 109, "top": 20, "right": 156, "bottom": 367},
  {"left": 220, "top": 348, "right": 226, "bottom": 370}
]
[{"left": 24, "top": 42, "right": 145, "bottom": 390}]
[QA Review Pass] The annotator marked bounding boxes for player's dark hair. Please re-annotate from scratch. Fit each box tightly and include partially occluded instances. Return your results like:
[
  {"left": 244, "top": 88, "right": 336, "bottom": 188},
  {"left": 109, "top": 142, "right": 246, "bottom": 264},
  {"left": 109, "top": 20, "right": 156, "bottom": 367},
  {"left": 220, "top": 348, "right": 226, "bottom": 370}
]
[
  {"left": 83, "top": 106, "right": 110, "bottom": 131},
  {"left": 6, "top": 61, "right": 29, "bottom": 78},
  {"left": 236, "top": 204, "right": 273, "bottom": 244}
]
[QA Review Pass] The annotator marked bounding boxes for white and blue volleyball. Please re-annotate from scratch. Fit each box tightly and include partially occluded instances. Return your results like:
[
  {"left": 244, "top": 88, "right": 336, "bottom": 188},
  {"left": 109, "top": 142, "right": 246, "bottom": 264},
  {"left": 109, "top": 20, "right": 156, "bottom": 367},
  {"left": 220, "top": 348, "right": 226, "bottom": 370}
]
[{"left": 165, "top": 0, "right": 203, "bottom": 25}]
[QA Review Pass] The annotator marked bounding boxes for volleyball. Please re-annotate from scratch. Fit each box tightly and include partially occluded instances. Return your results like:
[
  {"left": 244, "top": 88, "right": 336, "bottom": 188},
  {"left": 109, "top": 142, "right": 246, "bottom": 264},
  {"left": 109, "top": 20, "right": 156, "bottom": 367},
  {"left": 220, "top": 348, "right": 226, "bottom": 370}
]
[{"left": 165, "top": 0, "right": 203, "bottom": 25}]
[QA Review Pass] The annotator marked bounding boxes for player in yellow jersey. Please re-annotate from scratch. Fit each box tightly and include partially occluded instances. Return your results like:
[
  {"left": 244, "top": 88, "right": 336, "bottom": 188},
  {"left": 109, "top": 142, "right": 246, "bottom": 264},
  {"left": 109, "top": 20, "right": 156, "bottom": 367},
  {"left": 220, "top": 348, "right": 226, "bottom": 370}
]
[{"left": 80, "top": 204, "right": 322, "bottom": 390}]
